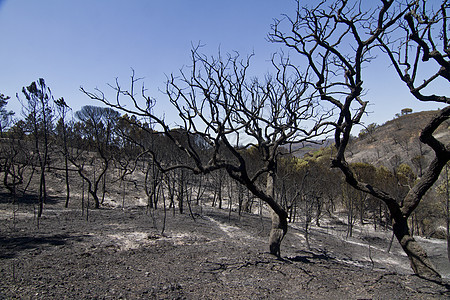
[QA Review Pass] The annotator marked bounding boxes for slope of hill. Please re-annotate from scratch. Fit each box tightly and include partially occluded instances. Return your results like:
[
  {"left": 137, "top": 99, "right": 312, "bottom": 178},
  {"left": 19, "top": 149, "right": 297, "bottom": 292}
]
[{"left": 347, "top": 110, "right": 450, "bottom": 171}]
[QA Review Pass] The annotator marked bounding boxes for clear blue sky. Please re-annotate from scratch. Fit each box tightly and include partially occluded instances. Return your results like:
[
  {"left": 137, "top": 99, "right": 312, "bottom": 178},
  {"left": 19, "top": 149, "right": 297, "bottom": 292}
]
[{"left": 0, "top": 0, "right": 447, "bottom": 128}]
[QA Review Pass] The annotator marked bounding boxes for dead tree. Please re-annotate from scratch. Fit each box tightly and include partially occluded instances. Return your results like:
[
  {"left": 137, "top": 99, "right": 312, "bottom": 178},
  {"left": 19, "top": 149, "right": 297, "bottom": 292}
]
[
  {"left": 271, "top": 0, "right": 448, "bottom": 279},
  {"left": 0, "top": 93, "right": 14, "bottom": 138},
  {"left": 55, "top": 97, "right": 71, "bottom": 207},
  {"left": 0, "top": 93, "right": 20, "bottom": 193},
  {"left": 376, "top": 0, "right": 450, "bottom": 279},
  {"left": 18, "top": 79, "right": 55, "bottom": 219},
  {"left": 81, "top": 50, "right": 331, "bottom": 257},
  {"left": 73, "top": 105, "right": 119, "bottom": 208}
]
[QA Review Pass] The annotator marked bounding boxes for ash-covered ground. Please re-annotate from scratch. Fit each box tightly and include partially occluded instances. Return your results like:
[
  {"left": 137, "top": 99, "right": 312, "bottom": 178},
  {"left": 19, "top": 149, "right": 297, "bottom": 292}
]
[{"left": 0, "top": 194, "right": 449, "bottom": 299}]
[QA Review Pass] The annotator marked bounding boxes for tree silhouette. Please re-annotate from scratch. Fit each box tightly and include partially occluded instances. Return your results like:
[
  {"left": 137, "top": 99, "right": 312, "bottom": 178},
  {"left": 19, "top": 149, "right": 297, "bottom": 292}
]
[
  {"left": 18, "top": 79, "right": 55, "bottom": 220},
  {"left": 271, "top": 0, "right": 448, "bottom": 279},
  {"left": 81, "top": 51, "right": 332, "bottom": 256}
]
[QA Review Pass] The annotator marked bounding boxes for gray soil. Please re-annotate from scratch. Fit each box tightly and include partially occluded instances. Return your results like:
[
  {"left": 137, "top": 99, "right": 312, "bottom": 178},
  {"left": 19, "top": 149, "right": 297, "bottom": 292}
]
[{"left": 0, "top": 195, "right": 449, "bottom": 299}]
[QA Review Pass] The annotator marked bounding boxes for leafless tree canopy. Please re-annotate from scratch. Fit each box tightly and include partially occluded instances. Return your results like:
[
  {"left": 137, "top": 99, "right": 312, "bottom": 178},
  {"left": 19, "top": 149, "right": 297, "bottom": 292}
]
[
  {"left": 271, "top": 0, "right": 449, "bottom": 279},
  {"left": 78, "top": 0, "right": 450, "bottom": 279},
  {"left": 81, "top": 48, "right": 335, "bottom": 256}
]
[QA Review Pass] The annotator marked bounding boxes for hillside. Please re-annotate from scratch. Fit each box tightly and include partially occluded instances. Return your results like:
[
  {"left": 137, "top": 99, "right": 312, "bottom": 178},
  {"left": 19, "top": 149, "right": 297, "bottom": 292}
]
[{"left": 347, "top": 110, "right": 450, "bottom": 171}]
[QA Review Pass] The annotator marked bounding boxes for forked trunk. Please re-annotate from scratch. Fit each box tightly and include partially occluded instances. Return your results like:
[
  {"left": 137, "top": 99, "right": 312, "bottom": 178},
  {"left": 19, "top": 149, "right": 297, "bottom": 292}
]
[
  {"left": 90, "top": 189, "right": 100, "bottom": 209},
  {"left": 333, "top": 156, "right": 444, "bottom": 278}
]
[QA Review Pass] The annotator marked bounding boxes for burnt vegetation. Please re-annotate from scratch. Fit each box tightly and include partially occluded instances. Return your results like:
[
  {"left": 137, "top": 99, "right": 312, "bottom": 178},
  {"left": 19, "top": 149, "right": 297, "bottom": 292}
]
[{"left": 0, "top": 0, "right": 450, "bottom": 297}]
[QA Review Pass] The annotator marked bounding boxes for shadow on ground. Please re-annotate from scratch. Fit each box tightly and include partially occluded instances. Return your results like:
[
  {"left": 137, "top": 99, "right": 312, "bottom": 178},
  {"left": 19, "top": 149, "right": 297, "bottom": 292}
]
[
  {"left": 0, "top": 192, "right": 61, "bottom": 205},
  {"left": 0, "top": 234, "right": 84, "bottom": 259},
  {"left": 288, "top": 250, "right": 334, "bottom": 264}
]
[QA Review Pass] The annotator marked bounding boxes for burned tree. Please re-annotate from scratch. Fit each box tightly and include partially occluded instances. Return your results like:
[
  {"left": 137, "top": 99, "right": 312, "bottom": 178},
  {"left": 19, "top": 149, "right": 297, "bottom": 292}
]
[
  {"left": 271, "top": 0, "right": 448, "bottom": 279},
  {"left": 81, "top": 50, "right": 331, "bottom": 256},
  {"left": 71, "top": 105, "right": 120, "bottom": 209},
  {"left": 18, "top": 79, "right": 55, "bottom": 219},
  {"left": 377, "top": 0, "right": 450, "bottom": 278},
  {"left": 0, "top": 93, "right": 14, "bottom": 137},
  {"left": 55, "top": 97, "right": 71, "bottom": 208},
  {"left": 0, "top": 93, "right": 20, "bottom": 193}
]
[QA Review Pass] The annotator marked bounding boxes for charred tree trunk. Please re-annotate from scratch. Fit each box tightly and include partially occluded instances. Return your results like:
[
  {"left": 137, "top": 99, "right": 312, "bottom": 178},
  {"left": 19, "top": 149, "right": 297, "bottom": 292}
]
[
  {"left": 145, "top": 162, "right": 153, "bottom": 209},
  {"left": 392, "top": 213, "right": 440, "bottom": 280},
  {"left": 63, "top": 149, "right": 70, "bottom": 208},
  {"left": 90, "top": 190, "right": 100, "bottom": 209},
  {"left": 59, "top": 113, "right": 70, "bottom": 208},
  {"left": 266, "top": 171, "right": 287, "bottom": 257},
  {"left": 177, "top": 170, "right": 184, "bottom": 214},
  {"left": 218, "top": 175, "right": 223, "bottom": 209},
  {"left": 269, "top": 209, "right": 288, "bottom": 257},
  {"left": 315, "top": 197, "right": 322, "bottom": 227},
  {"left": 304, "top": 217, "right": 311, "bottom": 251},
  {"left": 38, "top": 164, "right": 47, "bottom": 218},
  {"left": 445, "top": 164, "right": 450, "bottom": 263},
  {"left": 336, "top": 157, "right": 442, "bottom": 280},
  {"left": 70, "top": 158, "right": 101, "bottom": 209}
]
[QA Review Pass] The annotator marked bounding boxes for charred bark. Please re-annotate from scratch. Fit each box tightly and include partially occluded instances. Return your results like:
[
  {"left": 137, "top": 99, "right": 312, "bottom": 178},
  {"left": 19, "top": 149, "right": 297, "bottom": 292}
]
[
  {"left": 392, "top": 214, "right": 440, "bottom": 280},
  {"left": 266, "top": 171, "right": 288, "bottom": 257}
]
